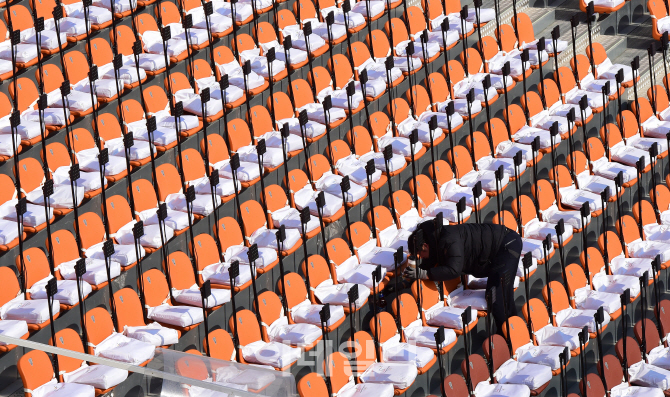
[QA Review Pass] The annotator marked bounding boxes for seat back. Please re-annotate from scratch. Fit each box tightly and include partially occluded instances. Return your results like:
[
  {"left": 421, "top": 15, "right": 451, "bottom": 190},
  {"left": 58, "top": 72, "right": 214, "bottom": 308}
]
[
  {"left": 649, "top": 0, "right": 669, "bottom": 19},
  {"left": 106, "top": 195, "right": 133, "bottom": 235},
  {"left": 511, "top": 13, "right": 536, "bottom": 44},
  {"left": 328, "top": 140, "right": 352, "bottom": 164},
  {"left": 597, "top": 231, "right": 624, "bottom": 258},
  {"left": 554, "top": 67, "right": 578, "bottom": 96},
  {"left": 8, "top": 78, "right": 39, "bottom": 112},
  {"left": 96, "top": 113, "right": 123, "bottom": 141},
  {"left": 600, "top": 123, "right": 624, "bottom": 147},
  {"left": 580, "top": 373, "right": 606, "bottom": 397},
  {"left": 406, "top": 85, "right": 431, "bottom": 118},
  {"left": 349, "top": 42, "right": 372, "bottom": 69},
  {"left": 328, "top": 54, "right": 354, "bottom": 90},
  {"left": 276, "top": 9, "right": 297, "bottom": 30},
  {"left": 347, "top": 222, "right": 372, "bottom": 252},
  {"left": 409, "top": 174, "right": 437, "bottom": 214},
  {"left": 586, "top": 42, "right": 610, "bottom": 66},
  {"left": 658, "top": 300, "right": 670, "bottom": 341},
  {"left": 634, "top": 318, "right": 661, "bottom": 354},
  {"left": 548, "top": 164, "right": 574, "bottom": 189},
  {"left": 632, "top": 199, "right": 657, "bottom": 227},
  {"left": 368, "top": 111, "right": 391, "bottom": 139},
  {"left": 189, "top": 59, "right": 214, "bottom": 81},
  {"left": 503, "top": 104, "right": 527, "bottom": 135},
  {"left": 521, "top": 91, "right": 546, "bottom": 119},
  {"left": 571, "top": 54, "right": 592, "bottom": 82},
  {"left": 447, "top": 145, "right": 476, "bottom": 177},
  {"left": 349, "top": 330, "right": 375, "bottom": 374},
  {"left": 485, "top": 118, "right": 511, "bottom": 149},
  {"left": 166, "top": 250, "right": 197, "bottom": 290},
  {"left": 84, "top": 307, "right": 116, "bottom": 354},
  {"left": 254, "top": 21, "right": 278, "bottom": 45},
  {"left": 216, "top": 217, "right": 245, "bottom": 252},
  {"left": 444, "top": 60, "right": 465, "bottom": 86},
  {"left": 256, "top": 291, "right": 284, "bottom": 339},
  {"left": 240, "top": 200, "right": 267, "bottom": 237},
  {"left": 193, "top": 233, "right": 221, "bottom": 275},
  {"left": 492, "top": 210, "right": 518, "bottom": 232},
  {"left": 443, "top": 374, "right": 469, "bottom": 397},
  {"left": 231, "top": 33, "right": 257, "bottom": 55},
  {"left": 248, "top": 105, "right": 274, "bottom": 137},
  {"left": 227, "top": 118, "right": 253, "bottom": 151},
  {"left": 347, "top": 126, "right": 375, "bottom": 155},
  {"left": 76, "top": 212, "right": 106, "bottom": 249},
  {"left": 289, "top": 79, "right": 315, "bottom": 108},
  {"left": 385, "top": 18, "right": 410, "bottom": 50},
  {"left": 425, "top": 73, "right": 449, "bottom": 104},
  {"left": 616, "top": 214, "right": 641, "bottom": 244},
  {"left": 461, "top": 48, "right": 484, "bottom": 75},
  {"left": 64, "top": 51, "right": 91, "bottom": 86},
  {"left": 306, "top": 154, "right": 331, "bottom": 183},
  {"left": 206, "top": 328, "right": 235, "bottom": 361},
  {"left": 180, "top": 148, "right": 207, "bottom": 182},
  {"left": 89, "top": 38, "right": 115, "bottom": 66},
  {"left": 37, "top": 64, "right": 65, "bottom": 98},
  {"left": 511, "top": 195, "right": 538, "bottom": 227},
  {"left": 522, "top": 298, "right": 551, "bottom": 333},
  {"left": 4, "top": 5, "right": 34, "bottom": 32},
  {"left": 228, "top": 309, "right": 262, "bottom": 347},
  {"left": 405, "top": 6, "right": 427, "bottom": 35},
  {"left": 389, "top": 190, "right": 416, "bottom": 222},
  {"left": 155, "top": 163, "right": 183, "bottom": 201},
  {"left": 50, "top": 229, "right": 80, "bottom": 268},
  {"left": 201, "top": 133, "right": 230, "bottom": 165},
  {"left": 293, "top": 0, "right": 318, "bottom": 19},
  {"left": 533, "top": 179, "right": 557, "bottom": 211},
  {"left": 429, "top": 160, "right": 454, "bottom": 190},
  {"left": 325, "top": 352, "right": 354, "bottom": 395},
  {"left": 158, "top": 1, "right": 182, "bottom": 25},
  {"left": 52, "top": 328, "right": 86, "bottom": 374},
  {"left": 297, "top": 373, "right": 328, "bottom": 397},
  {"left": 410, "top": 279, "right": 441, "bottom": 311},
  {"left": 325, "top": 238, "right": 353, "bottom": 267},
  {"left": 619, "top": 110, "right": 641, "bottom": 139},
  {"left": 18, "top": 350, "right": 54, "bottom": 397},
  {"left": 118, "top": 99, "right": 145, "bottom": 124},
  {"left": 615, "top": 336, "right": 643, "bottom": 365},
  {"left": 70, "top": 128, "right": 97, "bottom": 153},
  {"left": 600, "top": 354, "right": 624, "bottom": 391},
  {"left": 16, "top": 247, "right": 50, "bottom": 290},
  {"left": 130, "top": 178, "right": 159, "bottom": 214},
  {"left": 277, "top": 272, "right": 310, "bottom": 310},
  {"left": 301, "top": 255, "right": 334, "bottom": 291},
  {"left": 391, "top": 293, "right": 421, "bottom": 329},
  {"left": 579, "top": 247, "right": 607, "bottom": 279},
  {"left": 368, "top": 205, "right": 396, "bottom": 234},
  {"left": 538, "top": 78, "right": 561, "bottom": 107},
  {"left": 496, "top": 24, "right": 517, "bottom": 53},
  {"left": 110, "top": 25, "right": 138, "bottom": 57},
  {"left": 135, "top": 13, "right": 160, "bottom": 35},
  {"left": 263, "top": 184, "right": 289, "bottom": 216},
  {"left": 543, "top": 281, "right": 570, "bottom": 312},
  {"left": 0, "top": 267, "right": 21, "bottom": 308},
  {"left": 44, "top": 142, "right": 72, "bottom": 172},
  {"left": 481, "top": 334, "right": 511, "bottom": 371},
  {"left": 565, "top": 263, "right": 588, "bottom": 302},
  {"left": 653, "top": 184, "right": 670, "bottom": 216},
  {"left": 368, "top": 30, "right": 392, "bottom": 62},
  {"left": 142, "top": 268, "right": 171, "bottom": 308},
  {"left": 113, "top": 288, "right": 147, "bottom": 329},
  {"left": 143, "top": 86, "right": 170, "bottom": 115},
  {"left": 478, "top": 36, "right": 500, "bottom": 62}
]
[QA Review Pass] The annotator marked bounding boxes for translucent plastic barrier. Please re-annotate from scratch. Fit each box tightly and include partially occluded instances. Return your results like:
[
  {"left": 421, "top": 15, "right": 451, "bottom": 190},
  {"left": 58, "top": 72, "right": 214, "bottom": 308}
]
[{"left": 0, "top": 335, "right": 297, "bottom": 397}]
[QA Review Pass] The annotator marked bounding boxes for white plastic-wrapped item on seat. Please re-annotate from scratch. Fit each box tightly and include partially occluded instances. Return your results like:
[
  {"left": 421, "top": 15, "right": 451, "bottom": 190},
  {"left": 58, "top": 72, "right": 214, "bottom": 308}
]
[
  {"left": 1, "top": 295, "right": 60, "bottom": 324},
  {"left": 172, "top": 285, "right": 231, "bottom": 308},
  {"left": 648, "top": 345, "right": 670, "bottom": 371},
  {"left": 28, "top": 378, "right": 94, "bottom": 397},
  {"left": 626, "top": 238, "right": 670, "bottom": 263},
  {"left": 241, "top": 340, "right": 301, "bottom": 368},
  {"left": 529, "top": 110, "right": 570, "bottom": 134},
  {"left": 93, "top": 332, "right": 156, "bottom": 364},
  {"left": 215, "top": 60, "right": 265, "bottom": 92},
  {"left": 334, "top": 155, "right": 382, "bottom": 186},
  {"left": 0, "top": 319, "right": 28, "bottom": 343},
  {"left": 165, "top": 191, "right": 221, "bottom": 216},
  {"left": 378, "top": 225, "right": 412, "bottom": 252},
  {"left": 558, "top": 186, "right": 602, "bottom": 213},
  {"left": 457, "top": 169, "right": 510, "bottom": 193},
  {"left": 49, "top": 88, "right": 97, "bottom": 113},
  {"left": 512, "top": 125, "right": 562, "bottom": 150},
  {"left": 474, "top": 382, "right": 531, "bottom": 397},
  {"left": 289, "top": 299, "right": 345, "bottom": 327},
  {"left": 334, "top": 256, "right": 387, "bottom": 290},
  {"left": 62, "top": 363, "right": 128, "bottom": 390},
  {"left": 113, "top": 220, "right": 174, "bottom": 249},
  {"left": 540, "top": 204, "right": 590, "bottom": 230},
  {"left": 263, "top": 316, "right": 322, "bottom": 347},
  {"left": 495, "top": 141, "right": 535, "bottom": 164},
  {"left": 494, "top": 359, "right": 552, "bottom": 389},
  {"left": 555, "top": 307, "right": 611, "bottom": 332},
  {"left": 163, "top": 23, "right": 209, "bottom": 46},
  {"left": 62, "top": 2, "right": 112, "bottom": 26},
  {"left": 380, "top": 334, "right": 435, "bottom": 368},
  {"left": 534, "top": 324, "right": 583, "bottom": 350},
  {"left": 29, "top": 277, "right": 92, "bottom": 306},
  {"left": 610, "top": 255, "right": 653, "bottom": 277},
  {"left": 514, "top": 343, "right": 566, "bottom": 370},
  {"left": 93, "top": 0, "right": 136, "bottom": 13},
  {"left": 424, "top": 302, "right": 477, "bottom": 330},
  {"left": 84, "top": 240, "right": 145, "bottom": 267},
  {"left": 173, "top": 87, "right": 224, "bottom": 118},
  {"left": 592, "top": 272, "right": 641, "bottom": 297},
  {"left": 314, "top": 171, "right": 367, "bottom": 203},
  {"left": 487, "top": 49, "right": 531, "bottom": 78},
  {"left": 248, "top": 226, "right": 301, "bottom": 252},
  {"left": 523, "top": 218, "right": 573, "bottom": 245},
  {"left": 0, "top": 41, "right": 38, "bottom": 64},
  {"left": 211, "top": 156, "right": 259, "bottom": 184},
  {"left": 589, "top": 157, "right": 637, "bottom": 184},
  {"left": 188, "top": 174, "right": 241, "bottom": 199},
  {"left": 521, "top": 237, "right": 553, "bottom": 261},
  {"left": 123, "top": 322, "right": 179, "bottom": 347},
  {"left": 318, "top": 6, "right": 365, "bottom": 28},
  {"left": 212, "top": 0, "right": 252, "bottom": 23},
  {"left": 335, "top": 380, "right": 395, "bottom": 397},
  {"left": 224, "top": 244, "right": 276, "bottom": 269},
  {"left": 359, "top": 149, "right": 406, "bottom": 174},
  {"left": 22, "top": 28, "right": 68, "bottom": 51},
  {"left": 575, "top": 172, "right": 616, "bottom": 198},
  {"left": 0, "top": 218, "right": 19, "bottom": 245},
  {"left": 214, "top": 365, "right": 276, "bottom": 391},
  {"left": 376, "top": 131, "right": 424, "bottom": 158},
  {"left": 434, "top": 96, "right": 483, "bottom": 119},
  {"left": 640, "top": 115, "right": 670, "bottom": 139},
  {"left": 476, "top": 155, "right": 526, "bottom": 180},
  {"left": 74, "top": 76, "right": 125, "bottom": 100},
  {"left": 270, "top": 206, "right": 320, "bottom": 233},
  {"left": 610, "top": 383, "right": 664, "bottom": 397},
  {"left": 140, "top": 30, "right": 187, "bottom": 58},
  {"left": 422, "top": 199, "right": 472, "bottom": 224},
  {"left": 629, "top": 361, "right": 670, "bottom": 390},
  {"left": 564, "top": 87, "right": 605, "bottom": 110},
  {"left": 122, "top": 120, "right": 178, "bottom": 148},
  {"left": 239, "top": 47, "right": 286, "bottom": 79},
  {"left": 403, "top": 318, "right": 457, "bottom": 349},
  {"left": 467, "top": 275, "right": 520, "bottom": 290},
  {"left": 453, "top": 75, "right": 498, "bottom": 104},
  {"left": 137, "top": 206, "right": 193, "bottom": 232},
  {"left": 312, "top": 279, "right": 370, "bottom": 307},
  {"left": 643, "top": 223, "right": 670, "bottom": 243},
  {"left": 446, "top": 286, "right": 487, "bottom": 311},
  {"left": 234, "top": 144, "right": 285, "bottom": 169},
  {"left": 200, "top": 261, "right": 254, "bottom": 287},
  {"left": 297, "top": 102, "right": 347, "bottom": 126},
  {"left": 1, "top": 198, "right": 53, "bottom": 228},
  {"left": 356, "top": 240, "right": 407, "bottom": 271},
  {"left": 360, "top": 361, "right": 418, "bottom": 390},
  {"left": 355, "top": 56, "right": 403, "bottom": 86},
  {"left": 24, "top": 183, "right": 85, "bottom": 210},
  {"left": 573, "top": 286, "right": 621, "bottom": 315},
  {"left": 610, "top": 141, "right": 652, "bottom": 168},
  {"left": 146, "top": 303, "right": 204, "bottom": 328}
]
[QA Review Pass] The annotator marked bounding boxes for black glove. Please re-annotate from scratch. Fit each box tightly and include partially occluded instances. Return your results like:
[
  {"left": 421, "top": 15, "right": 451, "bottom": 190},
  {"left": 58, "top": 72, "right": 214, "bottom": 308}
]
[{"left": 403, "top": 266, "right": 428, "bottom": 280}]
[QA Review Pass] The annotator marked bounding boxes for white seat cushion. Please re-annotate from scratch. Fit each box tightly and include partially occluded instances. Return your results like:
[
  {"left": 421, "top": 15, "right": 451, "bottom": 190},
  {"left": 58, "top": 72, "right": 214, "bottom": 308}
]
[
  {"left": 123, "top": 323, "right": 179, "bottom": 347},
  {"left": 494, "top": 359, "right": 552, "bottom": 389},
  {"left": 63, "top": 363, "right": 128, "bottom": 390},
  {"left": 94, "top": 332, "right": 156, "bottom": 364}
]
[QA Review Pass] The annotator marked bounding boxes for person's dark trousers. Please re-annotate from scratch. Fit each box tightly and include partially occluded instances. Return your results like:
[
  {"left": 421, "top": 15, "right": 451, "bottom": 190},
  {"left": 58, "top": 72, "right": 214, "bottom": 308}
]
[{"left": 485, "top": 230, "right": 523, "bottom": 334}]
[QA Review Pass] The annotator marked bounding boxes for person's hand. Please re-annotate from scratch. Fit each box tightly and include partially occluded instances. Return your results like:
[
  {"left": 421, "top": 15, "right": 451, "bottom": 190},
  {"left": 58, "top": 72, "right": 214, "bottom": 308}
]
[{"left": 403, "top": 266, "right": 428, "bottom": 280}]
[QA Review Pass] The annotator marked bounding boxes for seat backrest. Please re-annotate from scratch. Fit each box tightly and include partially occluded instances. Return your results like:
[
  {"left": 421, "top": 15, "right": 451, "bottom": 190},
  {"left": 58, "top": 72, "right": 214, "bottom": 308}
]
[
  {"left": 84, "top": 307, "right": 115, "bottom": 354},
  {"left": 600, "top": 123, "right": 624, "bottom": 147},
  {"left": 9, "top": 78, "right": 39, "bottom": 112},
  {"left": 495, "top": 24, "right": 518, "bottom": 53},
  {"left": 306, "top": 154, "right": 331, "bottom": 182},
  {"left": 44, "top": 142, "right": 71, "bottom": 172},
  {"left": 349, "top": 42, "right": 372, "bottom": 69},
  {"left": 158, "top": 1, "right": 182, "bottom": 25},
  {"left": 89, "top": 38, "right": 114, "bottom": 66},
  {"left": 485, "top": 118, "right": 511, "bottom": 149},
  {"left": 216, "top": 217, "right": 244, "bottom": 252},
  {"left": 263, "top": 184, "right": 289, "bottom": 215},
  {"left": 425, "top": 72, "right": 450, "bottom": 104},
  {"left": 549, "top": 164, "right": 574, "bottom": 189},
  {"left": 180, "top": 148, "right": 207, "bottom": 182},
  {"left": 533, "top": 179, "right": 557, "bottom": 211},
  {"left": 285, "top": 169, "right": 311, "bottom": 195},
  {"left": 113, "top": 288, "right": 147, "bottom": 329},
  {"left": 538, "top": 78, "right": 561, "bottom": 106},
  {"left": 481, "top": 334, "right": 510, "bottom": 371},
  {"left": 166, "top": 250, "right": 197, "bottom": 290},
  {"left": 165, "top": 72, "right": 192, "bottom": 96},
  {"left": 276, "top": 9, "right": 297, "bottom": 30},
  {"left": 406, "top": 85, "right": 431, "bottom": 117},
  {"left": 619, "top": 110, "right": 640, "bottom": 139},
  {"left": 325, "top": 352, "right": 353, "bottom": 395},
  {"left": 478, "top": 36, "right": 500, "bottom": 62},
  {"left": 580, "top": 373, "right": 606, "bottom": 397},
  {"left": 135, "top": 13, "right": 159, "bottom": 35},
  {"left": 0, "top": 92, "right": 11, "bottom": 119},
  {"left": 307, "top": 66, "right": 333, "bottom": 95},
  {"left": 155, "top": 163, "right": 183, "bottom": 201},
  {"left": 565, "top": 263, "right": 588, "bottom": 301},
  {"left": 63, "top": 51, "right": 91, "bottom": 86},
  {"left": 325, "top": 238, "right": 353, "bottom": 267},
  {"left": 615, "top": 336, "right": 643, "bottom": 365},
  {"left": 522, "top": 297, "right": 551, "bottom": 332},
  {"left": 585, "top": 137, "right": 607, "bottom": 161},
  {"left": 405, "top": 6, "right": 426, "bottom": 35},
  {"left": 76, "top": 212, "right": 106, "bottom": 249},
  {"left": 254, "top": 21, "right": 278, "bottom": 45},
  {"left": 347, "top": 126, "right": 375, "bottom": 155},
  {"left": 0, "top": 267, "right": 21, "bottom": 308},
  {"left": 389, "top": 190, "right": 416, "bottom": 221},
  {"left": 555, "top": 67, "right": 578, "bottom": 95},
  {"left": 50, "top": 229, "right": 80, "bottom": 267},
  {"left": 4, "top": 5, "right": 34, "bottom": 32},
  {"left": 492, "top": 210, "right": 518, "bottom": 233},
  {"left": 130, "top": 178, "right": 159, "bottom": 214},
  {"left": 617, "top": 214, "right": 641, "bottom": 244},
  {"left": 227, "top": 118, "right": 253, "bottom": 151},
  {"left": 650, "top": 85, "right": 670, "bottom": 111},
  {"left": 248, "top": 105, "right": 274, "bottom": 137},
  {"left": 634, "top": 318, "right": 661, "bottom": 354},
  {"left": 543, "top": 281, "right": 570, "bottom": 312},
  {"left": 511, "top": 195, "right": 538, "bottom": 227},
  {"left": 410, "top": 279, "right": 440, "bottom": 311},
  {"left": 566, "top": 151, "right": 589, "bottom": 178},
  {"left": 421, "top": 0, "right": 444, "bottom": 20},
  {"left": 409, "top": 174, "right": 437, "bottom": 213},
  {"left": 52, "top": 328, "right": 86, "bottom": 374},
  {"left": 17, "top": 247, "right": 50, "bottom": 290},
  {"left": 118, "top": 99, "right": 145, "bottom": 124},
  {"left": 349, "top": 330, "right": 375, "bottom": 375},
  {"left": 289, "top": 79, "right": 315, "bottom": 109},
  {"left": 96, "top": 113, "right": 123, "bottom": 142},
  {"left": 632, "top": 199, "right": 657, "bottom": 227},
  {"left": 368, "top": 205, "right": 395, "bottom": 234},
  {"left": 368, "top": 30, "right": 392, "bottom": 62},
  {"left": 461, "top": 48, "right": 484, "bottom": 76},
  {"left": 391, "top": 293, "right": 421, "bottom": 329},
  {"left": 70, "top": 128, "right": 97, "bottom": 153},
  {"left": 444, "top": 60, "right": 465, "bottom": 86},
  {"left": 277, "top": 272, "right": 309, "bottom": 310},
  {"left": 301, "top": 255, "right": 334, "bottom": 290},
  {"left": 586, "top": 42, "right": 610, "bottom": 66},
  {"left": 109, "top": 25, "right": 138, "bottom": 57},
  {"left": 347, "top": 222, "right": 372, "bottom": 252},
  {"left": 293, "top": 0, "right": 318, "bottom": 19},
  {"left": 653, "top": 184, "right": 670, "bottom": 214},
  {"left": 240, "top": 200, "right": 267, "bottom": 237},
  {"left": 228, "top": 309, "right": 262, "bottom": 346},
  {"left": 464, "top": 131, "right": 493, "bottom": 162},
  {"left": 193, "top": 233, "right": 220, "bottom": 273},
  {"left": 447, "top": 145, "right": 475, "bottom": 177},
  {"left": 461, "top": 354, "right": 490, "bottom": 388},
  {"left": 231, "top": 33, "right": 257, "bottom": 55},
  {"left": 175, "top": 354, "right": 208, "bottom": 382},
  {"left": 18, "top": 350, "right": 54, "bottom": 397},
  {"left": 597, "top": 231, "right": 624, "bottom": 258},
  {"left": 600, "top": 354, "right": 624, "bottom": 391},
  {"left": 511, "top": 13, "right": 535, "bottom": 44},
  {"left": 503, "top": 104, "right": 527, "bottom": 135},
  {"left": 37, "top": 64, "right": 65, "bottom": 98},
  {"left": 106, "top": 195, "right": 133, "bottom": 235},
  {"left": 256, "top": 291, "right": 284, "bottom": 337},
  {"left": 297, "top": 373, "right": 328, "bottom": 397},
  {"left": 142, "top": 268, "right": 171, "bottom": 308},
  {"left": 206, "top": 328, "right": 235, "bottom": 361},
  {"left": 571, "top": 54, "right": 592, "bottom": 82},
  {"left": 443, "top": 374, "right": 469, "bottom": 397},
  {"left": 429, "top": 160, "right": 454, "bottom": 191},
  {"left": 201, "top": 133, "right": 230, "bottom": 165},
  {"left": 579, "top": 247, "right": 607, "bottom": 279},
  {"left": 368, "top": 111, "right": 391, "bottom": 139},
  {"left": 521, "top": 91, "right": 545, "bottom": 119},
  {"left": 329, "top": 140, "right": 352, "bottom": 164},
  {"left": 212, "top": 45, "right": 236, "bottom": 67},
  {"left": 268, "top": 92, "right": 295, "bottom": 123},
  {"left": 632, "top": 98, "right": 655, "bottom": 127},
  {"left": 658, "top": 300, "right": 670, "bottom": 340},
  {"left": 385, "top": 18, "right": 410, "bottom": 49},
  {"left": 143, "top": 86, "right": 170, "bottom": 115},
  {"left": 189, "top": 59, "right": 214, "bottom": 81}
]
